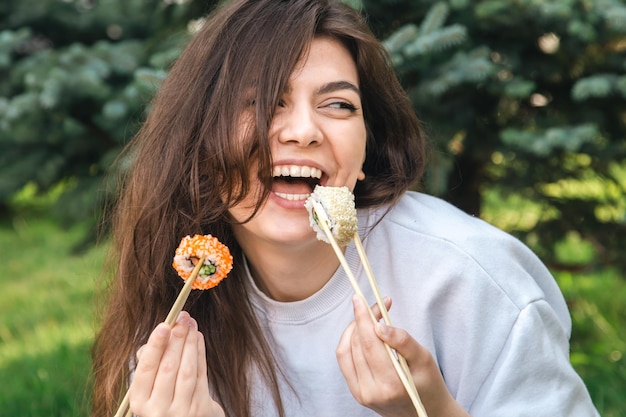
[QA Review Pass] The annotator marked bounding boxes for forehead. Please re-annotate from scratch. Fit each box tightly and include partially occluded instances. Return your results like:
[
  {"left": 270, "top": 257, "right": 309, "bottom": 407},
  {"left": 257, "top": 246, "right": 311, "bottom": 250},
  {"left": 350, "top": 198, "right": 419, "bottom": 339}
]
[{"left": 288, "top": 37, "right": 359, "bottom": 87}]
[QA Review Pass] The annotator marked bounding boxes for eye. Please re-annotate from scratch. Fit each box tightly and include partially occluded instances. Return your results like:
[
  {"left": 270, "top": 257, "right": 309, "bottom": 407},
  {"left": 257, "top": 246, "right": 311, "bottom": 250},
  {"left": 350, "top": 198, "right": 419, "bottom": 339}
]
[{"left": 328, "top": 101, "right": 358, "bottom": 111}]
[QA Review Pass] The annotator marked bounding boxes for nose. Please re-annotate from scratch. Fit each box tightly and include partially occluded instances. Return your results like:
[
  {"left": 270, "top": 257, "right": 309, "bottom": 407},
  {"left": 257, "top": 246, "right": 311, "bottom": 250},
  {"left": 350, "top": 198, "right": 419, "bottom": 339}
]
[{"left": 273, "top": 105, "right": 323, "bottom": 147}]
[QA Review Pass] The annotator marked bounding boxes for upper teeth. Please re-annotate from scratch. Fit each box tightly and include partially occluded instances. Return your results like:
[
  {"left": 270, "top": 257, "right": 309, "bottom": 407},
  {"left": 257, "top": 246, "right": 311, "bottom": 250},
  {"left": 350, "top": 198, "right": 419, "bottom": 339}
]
[{"left": 272, "top": 165, "right": 322, "bottom": 179}]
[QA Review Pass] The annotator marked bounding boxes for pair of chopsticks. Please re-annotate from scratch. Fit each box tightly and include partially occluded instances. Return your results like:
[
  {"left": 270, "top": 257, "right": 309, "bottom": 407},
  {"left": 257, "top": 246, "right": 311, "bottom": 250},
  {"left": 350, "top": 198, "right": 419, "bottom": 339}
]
[
  {"left": 113, "top": 256, "right": 206, "bottom": 417},
  {"left": 309, "top": 200, "right": 428, "bottom": 417}
]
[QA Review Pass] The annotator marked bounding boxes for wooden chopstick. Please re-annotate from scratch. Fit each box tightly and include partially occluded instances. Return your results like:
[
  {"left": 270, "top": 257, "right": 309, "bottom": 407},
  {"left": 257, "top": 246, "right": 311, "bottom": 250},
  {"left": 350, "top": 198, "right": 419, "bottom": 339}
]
[
  {"left": 164, "top": 255, "right": 206, "bottom": 325},
  {"left": 353, "top": 233, "right": 427, "bottom": 417},
  {"left": 310, "top": 201, "right": 427, "bottom": 417},
  {"left": 113, "top": 256, "right": 206, "bottom": 417}
]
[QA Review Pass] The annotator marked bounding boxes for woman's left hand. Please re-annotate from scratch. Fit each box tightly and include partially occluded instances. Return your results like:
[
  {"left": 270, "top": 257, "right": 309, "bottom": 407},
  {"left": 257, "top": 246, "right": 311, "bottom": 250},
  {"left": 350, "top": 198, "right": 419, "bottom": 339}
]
[{"left": 336, "top": 295, "right": 470, "bottom": 417}]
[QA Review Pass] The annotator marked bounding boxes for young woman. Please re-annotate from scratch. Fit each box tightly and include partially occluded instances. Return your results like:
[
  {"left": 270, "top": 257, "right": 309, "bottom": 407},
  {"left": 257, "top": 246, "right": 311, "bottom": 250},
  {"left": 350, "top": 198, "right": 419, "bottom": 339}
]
[{"left": 91, "top": 1, "right": 600, "bottom": 416}]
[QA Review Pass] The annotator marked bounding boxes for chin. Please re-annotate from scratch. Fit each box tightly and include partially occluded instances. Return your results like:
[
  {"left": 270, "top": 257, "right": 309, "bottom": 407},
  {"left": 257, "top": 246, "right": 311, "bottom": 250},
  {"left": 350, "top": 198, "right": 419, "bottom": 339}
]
[{"left": 268, "top": 223, "right": 316, "bottom": 245}]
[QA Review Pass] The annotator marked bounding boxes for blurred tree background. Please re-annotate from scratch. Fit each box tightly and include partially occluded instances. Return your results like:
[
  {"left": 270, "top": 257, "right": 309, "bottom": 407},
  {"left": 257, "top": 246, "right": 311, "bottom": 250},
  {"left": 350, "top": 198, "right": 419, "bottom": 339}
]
[
  {"left": 0, "top": 0, "right": 625, "bottom": 415},
  {"left": 366, "top": 0, "right": 626, "bottom": 270},
  {"left": 1, "top": 0, "right": 625, "bottom": 265},
  {"left": 0, "top": 0, "right": 214, "bottom": 241}
]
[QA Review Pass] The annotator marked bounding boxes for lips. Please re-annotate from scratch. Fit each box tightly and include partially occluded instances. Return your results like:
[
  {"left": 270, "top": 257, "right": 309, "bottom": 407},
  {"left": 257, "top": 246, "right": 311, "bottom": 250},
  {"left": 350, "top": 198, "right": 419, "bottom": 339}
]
[{"left": 272, "top": 164, "right": 323, "bottom": 201}]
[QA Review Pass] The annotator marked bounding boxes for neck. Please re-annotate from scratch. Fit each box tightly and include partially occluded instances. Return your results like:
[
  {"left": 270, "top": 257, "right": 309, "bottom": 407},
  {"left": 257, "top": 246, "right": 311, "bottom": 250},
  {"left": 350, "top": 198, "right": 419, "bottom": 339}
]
[{"left": 239, "top": 238, "right": 341, "bottom": 302}]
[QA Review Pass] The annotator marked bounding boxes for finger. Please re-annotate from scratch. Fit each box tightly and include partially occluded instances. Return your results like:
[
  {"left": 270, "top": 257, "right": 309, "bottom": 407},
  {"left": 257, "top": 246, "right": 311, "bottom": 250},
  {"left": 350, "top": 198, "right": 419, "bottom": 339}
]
[
  {"left": 171, "top": 316, "right": 200, "bottom": 411},
  {"left": 369, "top": 296, "right": 393, "bottom": 322},
  {"left": 375, "top": 321, "right": 455, "bottom": 414},
  {"left": 195, "top": 330, "right": 209, "bottom": 394},
  {"left": 350, "top": 296, "right": 389, "bottom": 388},
  {"left": 150, "top": 312, "right": 192, "bottom": 404},
  {"left": 352, "top": 296, "right": 397, "bottom": 381},
  {"left": 130, "top": 323, "right": 172, "bottom": 405},
  {"left": 136, "top": 345, "right": 146, "bottom": 362},
  {"left": 336, "top": 320, "right": 359, "bottom": 388},
  {"left": 375, "top": 322, "right": 430, "bottom": 369},
  {"left": 350, "top": 296, "right": 373, "bottom": 367},
  {"left": 190, "top": 331, "right": 211, "bottom": 413}
]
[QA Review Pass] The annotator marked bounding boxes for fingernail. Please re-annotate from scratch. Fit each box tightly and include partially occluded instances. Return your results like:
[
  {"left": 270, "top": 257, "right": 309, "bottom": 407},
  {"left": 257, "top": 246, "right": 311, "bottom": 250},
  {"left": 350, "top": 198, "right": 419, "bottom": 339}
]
[
  {"left": 176, "top": 311, "right": 189, "bottom": 323},
  {"left": 155, "top": 323, "right": 170, "bottom": 337}
]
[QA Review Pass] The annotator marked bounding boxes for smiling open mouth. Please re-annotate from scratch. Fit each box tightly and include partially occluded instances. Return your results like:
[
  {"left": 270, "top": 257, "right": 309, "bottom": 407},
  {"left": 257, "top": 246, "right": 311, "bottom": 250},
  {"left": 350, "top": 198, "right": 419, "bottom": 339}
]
[{"left": 272, "top": 165, "right": 322, "bottom": 201}]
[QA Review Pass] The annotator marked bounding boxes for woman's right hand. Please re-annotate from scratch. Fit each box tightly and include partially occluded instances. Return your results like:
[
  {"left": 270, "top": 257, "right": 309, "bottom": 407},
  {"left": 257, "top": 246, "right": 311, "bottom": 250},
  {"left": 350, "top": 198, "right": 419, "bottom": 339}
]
[
  {"left": 128, "top": 311, "right": 224, "bottom": 417},
  {"left": 337, "top": 296, "right": 470, "bottom": 417}
]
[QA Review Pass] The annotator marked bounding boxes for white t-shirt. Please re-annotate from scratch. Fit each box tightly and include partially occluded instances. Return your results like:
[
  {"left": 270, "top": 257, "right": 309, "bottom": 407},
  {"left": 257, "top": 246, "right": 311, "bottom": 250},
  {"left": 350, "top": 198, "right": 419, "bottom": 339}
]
[{"left": 246, "top": 191, "right": 600, "bottom": 416}]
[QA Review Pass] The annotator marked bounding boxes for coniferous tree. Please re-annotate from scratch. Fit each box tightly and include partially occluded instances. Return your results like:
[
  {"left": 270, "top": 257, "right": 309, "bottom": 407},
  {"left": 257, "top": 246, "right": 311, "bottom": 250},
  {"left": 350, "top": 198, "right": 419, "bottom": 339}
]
[
  {"left": 0, "top": 0, "right": 216, "bottom": 231},
  {"left": 365, "top": 0, "right": 626, "bottom": 269}
]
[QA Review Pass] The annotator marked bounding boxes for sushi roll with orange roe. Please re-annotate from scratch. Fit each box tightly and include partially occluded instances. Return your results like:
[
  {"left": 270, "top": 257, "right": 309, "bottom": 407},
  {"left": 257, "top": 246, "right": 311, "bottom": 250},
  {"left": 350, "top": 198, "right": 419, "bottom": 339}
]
[{"left": 172, "top": 234, "right": 233, "bottom": 290}]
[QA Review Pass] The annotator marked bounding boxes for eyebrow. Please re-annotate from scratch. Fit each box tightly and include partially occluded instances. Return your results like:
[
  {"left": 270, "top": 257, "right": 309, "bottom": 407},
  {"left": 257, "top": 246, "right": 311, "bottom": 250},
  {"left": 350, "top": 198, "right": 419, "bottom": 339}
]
[{"left": 316, "top": 80, "right": 361, "bottom": 96}]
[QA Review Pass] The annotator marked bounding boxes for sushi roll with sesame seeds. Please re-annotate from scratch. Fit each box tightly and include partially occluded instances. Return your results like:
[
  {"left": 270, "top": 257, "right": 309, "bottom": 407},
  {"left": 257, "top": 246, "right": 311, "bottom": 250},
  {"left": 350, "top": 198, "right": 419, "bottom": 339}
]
[
  {"left": 172, "top": 234, "right": 233, "bottom": 290},
  {"left": 305, "top": 185, "right": 358, "bottom": 247}
]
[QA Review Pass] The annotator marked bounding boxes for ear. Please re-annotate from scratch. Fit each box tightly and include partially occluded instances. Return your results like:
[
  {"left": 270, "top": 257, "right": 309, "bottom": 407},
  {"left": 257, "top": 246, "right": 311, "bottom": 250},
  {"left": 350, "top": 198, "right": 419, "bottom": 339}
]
[{"left": 357, "top": 170, "right": 365, "bottom": 181}]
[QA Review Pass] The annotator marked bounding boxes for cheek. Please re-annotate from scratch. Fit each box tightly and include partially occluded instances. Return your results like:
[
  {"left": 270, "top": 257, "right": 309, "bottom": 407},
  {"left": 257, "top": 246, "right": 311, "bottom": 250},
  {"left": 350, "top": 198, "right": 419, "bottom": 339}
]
[
  {"left": 226, "top": 197, "right": 249, "bottom": 224},
  {"left": 336, "top": 128, "right": 367, "bottom": 186},
  {"left": 227, "top": 190, "right": 262, "bottom": 225},
  {"left": 225, "top": 162, "right": 263, "bottom": 222},
  {"left": 351, "top": 127, "right": 367, "bottom": 166}
]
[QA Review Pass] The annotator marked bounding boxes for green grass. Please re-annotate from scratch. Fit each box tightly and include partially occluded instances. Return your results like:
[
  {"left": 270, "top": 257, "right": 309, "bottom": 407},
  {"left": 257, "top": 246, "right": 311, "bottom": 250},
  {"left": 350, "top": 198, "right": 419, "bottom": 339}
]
[
  {"left": 555, "top": 268, "right": 626, "bottom": 417},
  {"left": 0, "top": 199, "right": 624, "bottom": 416},
  {"left": 0, "top": 213, "right": 107, "bottom": 417}
]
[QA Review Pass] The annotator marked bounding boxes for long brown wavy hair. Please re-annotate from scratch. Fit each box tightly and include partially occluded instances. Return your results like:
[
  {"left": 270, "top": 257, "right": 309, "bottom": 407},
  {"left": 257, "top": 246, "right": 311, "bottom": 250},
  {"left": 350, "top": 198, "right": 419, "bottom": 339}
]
[{"left": 91, "top": 0, "right": 427, "bottom": 416}]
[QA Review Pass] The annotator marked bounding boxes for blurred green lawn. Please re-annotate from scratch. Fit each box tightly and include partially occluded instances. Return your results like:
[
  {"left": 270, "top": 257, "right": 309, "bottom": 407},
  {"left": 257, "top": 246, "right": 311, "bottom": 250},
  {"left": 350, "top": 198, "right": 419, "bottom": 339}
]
[
  {"left": 0, "top": 195, "right": 624, "bottom": 416},
  {"left": 0, "top": 206, "right": 105, "bottom": 417}
]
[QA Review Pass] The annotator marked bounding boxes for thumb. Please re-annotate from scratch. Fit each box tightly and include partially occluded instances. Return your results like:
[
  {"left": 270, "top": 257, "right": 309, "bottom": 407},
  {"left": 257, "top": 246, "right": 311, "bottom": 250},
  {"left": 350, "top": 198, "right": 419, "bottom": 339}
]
[{"left": 375, "top": 322, "right": 425, "bottom": 362}]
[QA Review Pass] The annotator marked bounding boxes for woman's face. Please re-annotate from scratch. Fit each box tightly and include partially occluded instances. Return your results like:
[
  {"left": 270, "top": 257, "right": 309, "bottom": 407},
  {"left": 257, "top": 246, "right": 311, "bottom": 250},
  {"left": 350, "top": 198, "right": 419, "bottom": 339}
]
[{"left": 230, "top": 36, "right": 367, "bottom": 247}]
